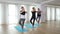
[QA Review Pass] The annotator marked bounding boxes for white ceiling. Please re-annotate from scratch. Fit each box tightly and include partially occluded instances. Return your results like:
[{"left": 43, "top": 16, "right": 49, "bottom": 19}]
[
  {"left": 1, "top": 0, "right": 59, "bottom": 6},
  {"left": 18, "top": 0, "right": 48, "bottom": 3},
  {"left": 0, "top": 0, "right": 50, "bottom": 4},
  {"left": 45, "top": 0, "right": 60, "bottom": 6}
]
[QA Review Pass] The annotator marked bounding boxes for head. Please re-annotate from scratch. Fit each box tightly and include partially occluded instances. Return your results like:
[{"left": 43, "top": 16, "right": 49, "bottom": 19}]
[
  {"left": 38, "top": 8, "right": 40, "bottom": 11},
  {"left": 21, "top": 6, "right": 25, "bottom": 11},
  {"left": 32, "top": 7, "right": 36, "bottom": 11}
]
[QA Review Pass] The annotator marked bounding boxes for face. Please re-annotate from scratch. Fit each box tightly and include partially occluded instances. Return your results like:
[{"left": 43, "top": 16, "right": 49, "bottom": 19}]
[
  {"left": 32, "top": 7, "right": 36, "bottom": 11},
  {"left": 38, "top": 8, "right": 40, "bottom": 11},
  {"left": 21, "top": 7, "right": 25, "bottom": 10}
]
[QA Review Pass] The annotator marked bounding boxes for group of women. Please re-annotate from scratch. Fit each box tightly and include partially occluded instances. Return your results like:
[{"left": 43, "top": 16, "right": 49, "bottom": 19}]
[{"left": 19, "top": 6, "right": 41, "bottom": 29}]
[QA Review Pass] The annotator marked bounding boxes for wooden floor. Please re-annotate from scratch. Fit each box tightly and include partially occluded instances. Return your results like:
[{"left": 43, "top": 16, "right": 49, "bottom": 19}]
[{"left": 0, "top": 21, "right": 60, "bottom": 34}]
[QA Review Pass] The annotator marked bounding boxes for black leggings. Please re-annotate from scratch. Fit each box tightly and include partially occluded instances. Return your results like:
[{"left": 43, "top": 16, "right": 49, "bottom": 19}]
[
  {"left": 37, "top": 16, "right": 41, "bottom": 23},
  {"left": 37, "top": 16, "right": 41, "bottom": 20},
  {"left": 30, "top": 17, "right": 36, "bottom": 26},
  {"left": 19, "top": 19, "right": 25, "bottom": 29}
]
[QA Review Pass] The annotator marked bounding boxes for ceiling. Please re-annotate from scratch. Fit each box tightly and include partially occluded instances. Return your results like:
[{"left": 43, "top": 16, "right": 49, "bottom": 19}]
[
  {"left": 17, "top": 0, "right": 48, "bottom": 3},
  {"left": 0, "top": 0, "right": 50, "bottom": 4},
  {"left": 45, "top": 0, "right": 60, "bottom": 6},
  {"left": 0, "top": 0, "right": 59, "bottom": 6}
]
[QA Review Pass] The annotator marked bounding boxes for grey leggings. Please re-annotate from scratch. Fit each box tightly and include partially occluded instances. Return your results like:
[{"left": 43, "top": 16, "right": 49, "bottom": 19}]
[{"left": 19, "top": 19, "right": 25, "bottom": 29}]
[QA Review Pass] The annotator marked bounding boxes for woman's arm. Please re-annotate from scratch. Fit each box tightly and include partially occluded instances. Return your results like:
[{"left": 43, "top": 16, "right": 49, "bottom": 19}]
[{"left": 20, "top": 10, "right": 23, "bottom": 13}]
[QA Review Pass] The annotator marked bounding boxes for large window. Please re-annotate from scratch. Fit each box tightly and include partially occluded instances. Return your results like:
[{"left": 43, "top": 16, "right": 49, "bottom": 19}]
[
  {"left": 47, "top": 6, "right": 60, "bottom": 21},
  {"left": 56, "top": 8, "right": 60, "bottom": 20},
  {"left": 6, "top": 4, "right": 28, "bottom": 24},
  {"left": 47, "top": 7, "right": 51, "bottom": 20},
  {"left": 51, "top": 7, "right": 55, "bottom": 20},
  {"left": 7, "top": 4, "right": 18, "bottom": 24},
  {"left": 0, "top": 4, "right": 3, "bottom": 24}
]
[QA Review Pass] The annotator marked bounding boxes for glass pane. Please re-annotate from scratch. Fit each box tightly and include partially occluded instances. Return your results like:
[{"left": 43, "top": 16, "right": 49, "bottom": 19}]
[
  {"left": 0, "top": 4, "right": 3, "bottom": 24},
  {"left": 56, "top": 8, "right": 60, "bottom": 20},
  {"left": 8, "top": 4, "right": 18, "bottom": 24},
  {"left": 47, "top": 7, "right": 50, "bottom": 20},
  {"left": 51, "top": 7, "right": 55, "bottom": 20}
]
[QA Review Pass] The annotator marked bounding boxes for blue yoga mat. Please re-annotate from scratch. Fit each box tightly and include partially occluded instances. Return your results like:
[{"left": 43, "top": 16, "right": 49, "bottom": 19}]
[
  {"left": 15, "top": 26, "right": 28, "bottom": 32},
  {"left": 15, "top": 23, "right": 41, "bottom": 32},
  {"left": 25, "top": 23, "right": 41, "bottom": 28}
]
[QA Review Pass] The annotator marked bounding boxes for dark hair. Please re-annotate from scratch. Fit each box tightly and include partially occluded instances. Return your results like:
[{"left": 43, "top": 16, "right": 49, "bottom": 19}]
[
  {"left": 21, "top": 6, "right": 24, "bottom": 8},
  {"left": 38, "top": 8, "right": 40, "bottom": 10},
  {"left": 32, "top": 7, "right": 35, "bottom": 9}
]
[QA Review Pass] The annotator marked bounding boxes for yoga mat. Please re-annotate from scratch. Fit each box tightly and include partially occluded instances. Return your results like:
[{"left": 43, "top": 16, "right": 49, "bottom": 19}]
[
  {"left": 25, "top": 23, "right": 41, "bottom": 28},
  {"left": 15, "top": 26, "right": 28, "bottom": 32}
]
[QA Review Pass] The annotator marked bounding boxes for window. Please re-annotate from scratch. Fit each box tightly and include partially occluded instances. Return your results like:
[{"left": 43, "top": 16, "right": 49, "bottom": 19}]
[
  {"left": 47, "top": 7, "right": 51, "bottom": 20},
  {"left": 7, "top": 4, "right": 18, "bottom": 24},
  {"left": 51, "top": 7, "right": 55, "bottom": 20},
  {"left": 47, "top": 6, "right": 60, "bottom": 21},
  {"left": 56, "top": 8, "right": 60, "bottom": 20},
  {"left": 0, "top": 4, "right": 3, "bottom": 24}
]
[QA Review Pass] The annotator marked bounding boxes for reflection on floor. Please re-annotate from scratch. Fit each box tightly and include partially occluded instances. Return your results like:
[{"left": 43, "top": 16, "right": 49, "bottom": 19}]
[{"left": 0, "top": 21, "right": 60, "bottom": 34}]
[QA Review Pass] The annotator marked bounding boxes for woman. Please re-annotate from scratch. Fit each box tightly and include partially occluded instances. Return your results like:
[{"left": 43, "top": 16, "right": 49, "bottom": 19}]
[
  {"left": 37, "top": 8, "right": 41, "bottom": 24},
  {"left": 19, "top": 6, "right": 26, "bottom": 29},
  {"left": 30, "top": 7, "right": 36, "bottom": 27}
]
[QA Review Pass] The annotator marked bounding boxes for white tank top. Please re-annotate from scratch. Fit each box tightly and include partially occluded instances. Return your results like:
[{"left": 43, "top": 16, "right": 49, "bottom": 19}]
[{"left": 20, "top": 14, "right": 25, "bottom": 19}]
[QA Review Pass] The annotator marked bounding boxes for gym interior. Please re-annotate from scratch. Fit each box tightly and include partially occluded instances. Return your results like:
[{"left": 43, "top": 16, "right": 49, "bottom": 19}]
[{"left": 0, "top": 0, "right": 60, "bottom": 34}]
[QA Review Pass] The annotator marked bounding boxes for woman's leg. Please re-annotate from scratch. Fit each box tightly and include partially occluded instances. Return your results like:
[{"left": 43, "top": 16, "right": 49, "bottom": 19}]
[
  {"left": 21, "top": 19, "right": 25, "bottom": 29},
  {"left": 37, "top": 16, "right": 39, "bottom": 23},
  {"left": 38, "top": 16, "right": 39, "bottom": 23},
  {"left": 36, "top": 16, "right": 39, "bottom": 21},
  {"left": 32, "top": 18, "right": 35, "bottom": 27},
  {"left": 19, "top": 19, "right": 22, "bottom": 26},
  {"left": 38, "top": 16, "right": 41, "bottom": 24},
  {"left": 30, "top": 17, "right": 33, "bottom": 24}
]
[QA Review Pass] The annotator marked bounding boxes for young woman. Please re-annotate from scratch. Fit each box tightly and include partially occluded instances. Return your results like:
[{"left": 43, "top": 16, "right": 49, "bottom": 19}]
[
  {"left": 37, "top": 8, "right": 41, "bottom": 24},
  {"left": 19, "top": 6, "right": 26, "bottom": 29},
  {"left": 30, "top": 7, "right": 36, "bottom": 27}
]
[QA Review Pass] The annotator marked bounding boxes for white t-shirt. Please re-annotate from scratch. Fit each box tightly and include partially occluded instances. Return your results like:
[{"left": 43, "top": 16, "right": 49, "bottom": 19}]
[{"left": 20, "top": 14, "right": 25, "bottom": 19}]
